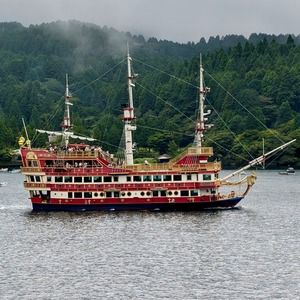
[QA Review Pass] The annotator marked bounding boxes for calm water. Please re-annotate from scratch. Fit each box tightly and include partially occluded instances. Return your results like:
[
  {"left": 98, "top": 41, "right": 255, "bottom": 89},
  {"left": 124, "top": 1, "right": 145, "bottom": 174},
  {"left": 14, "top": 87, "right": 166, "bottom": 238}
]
[{"left": 0, "top": 171, "right": 299, "bottom": 300}]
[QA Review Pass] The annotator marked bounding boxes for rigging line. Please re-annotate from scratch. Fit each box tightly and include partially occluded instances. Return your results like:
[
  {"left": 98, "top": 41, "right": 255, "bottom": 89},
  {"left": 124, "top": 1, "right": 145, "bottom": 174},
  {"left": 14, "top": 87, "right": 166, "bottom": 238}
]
[
  {"left": 135, "top": 83, "right": 250, "bottom": 162},
  {"left": 94, "top": 138, "right": 124, "bottom": 151},
  {"left": 72, "top": 58, "right": 127, "bottom": 94},
  {"left": 138, "top": 124, "right": 250, "bottom": 163},
  {"left": 265, "top": 147, "right": 289, "bottom": 169},
  {"left": 134, "top": 56, "right": 286, "bottom": 146},
  {"left": 135, "top": 82, "right": 195, "bottom": 123},
  {"left": 138, "top": 124, "right": 193, "bottom": 137},
  {"left": 133, "top": 57, "right": 198, "bottom": 89},
  {"left": 201, "top": 135, "right": 250, "bottom": 163},
  {"left": 205, "top": 95, "right": 255, "bottom": 161},
  {"left": 31, "top": 98, "right": 64, "bottom": 145},
  {"left": 205, "top": 70, "right": 285, "bottom": 144}
]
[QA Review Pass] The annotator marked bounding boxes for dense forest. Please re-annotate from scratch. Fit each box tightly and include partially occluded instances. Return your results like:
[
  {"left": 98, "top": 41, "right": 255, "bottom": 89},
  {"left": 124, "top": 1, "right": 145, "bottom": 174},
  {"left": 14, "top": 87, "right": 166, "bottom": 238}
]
[{"left": 0, "top": 21, "right": 299, "bottom": 168}]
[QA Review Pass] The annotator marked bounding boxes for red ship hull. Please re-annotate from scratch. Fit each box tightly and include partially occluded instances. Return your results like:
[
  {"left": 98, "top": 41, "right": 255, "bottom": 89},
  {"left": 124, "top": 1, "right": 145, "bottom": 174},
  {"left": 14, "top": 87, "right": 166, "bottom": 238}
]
[{"left": 30, "top": 197, "right": 243, "bottom": 212}]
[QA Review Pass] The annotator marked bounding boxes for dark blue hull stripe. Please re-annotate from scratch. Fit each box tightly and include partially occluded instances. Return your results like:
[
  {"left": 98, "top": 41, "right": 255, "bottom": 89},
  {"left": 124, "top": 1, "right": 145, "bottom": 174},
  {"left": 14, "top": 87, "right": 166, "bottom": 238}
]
[{"left": 32, "top": 197, "right": 243, "bottom": 212}]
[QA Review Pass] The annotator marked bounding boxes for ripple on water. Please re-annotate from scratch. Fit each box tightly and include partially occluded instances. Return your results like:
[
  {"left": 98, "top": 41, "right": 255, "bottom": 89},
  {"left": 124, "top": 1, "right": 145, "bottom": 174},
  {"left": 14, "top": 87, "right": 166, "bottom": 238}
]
[{"left": 0, "top": 171, "right": 299, "bottom": 299}]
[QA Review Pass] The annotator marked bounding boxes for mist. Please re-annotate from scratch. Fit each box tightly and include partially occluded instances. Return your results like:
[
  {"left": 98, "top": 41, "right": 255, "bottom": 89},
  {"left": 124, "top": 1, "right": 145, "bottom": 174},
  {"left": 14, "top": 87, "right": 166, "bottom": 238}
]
[{"left": 1, "top": 0, "right": 299, "bottom": 43}]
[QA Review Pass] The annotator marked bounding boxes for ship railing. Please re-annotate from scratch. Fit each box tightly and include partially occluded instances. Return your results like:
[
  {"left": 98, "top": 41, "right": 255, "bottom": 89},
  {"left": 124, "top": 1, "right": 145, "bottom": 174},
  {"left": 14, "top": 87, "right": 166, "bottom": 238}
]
[
  {"left": 186, "top": 147, "right": 213, "bottom": 156},
  {"left": 56, "top": 150, "right": 104, "bottom": 159},
  {"left": 24, "top": 182, "right": 47, "bottom": 188},
  {"left": 49, "top": 181, "right": 217, "bottom": 190},
  {"left": 123, "top": 161, "right": 221, "bottom": 172},
  {"left": 21, "top": 167, "right": 43, "bottom": 173},
  {"left": 169, "top": 146, "right": 214, "bottom": 164}
]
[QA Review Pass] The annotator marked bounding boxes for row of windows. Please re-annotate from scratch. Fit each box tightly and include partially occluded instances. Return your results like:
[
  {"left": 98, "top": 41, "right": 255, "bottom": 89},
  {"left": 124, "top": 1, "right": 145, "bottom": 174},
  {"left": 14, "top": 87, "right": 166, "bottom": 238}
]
[
  {"left": 28, "top": 174, "right": 214, "bottom": 184},
  {"left": 66, "top": 189, "right": 214, "bottom": 199},
  {"left": 45, "top": 174, "right": 213, "bottom": 183}
]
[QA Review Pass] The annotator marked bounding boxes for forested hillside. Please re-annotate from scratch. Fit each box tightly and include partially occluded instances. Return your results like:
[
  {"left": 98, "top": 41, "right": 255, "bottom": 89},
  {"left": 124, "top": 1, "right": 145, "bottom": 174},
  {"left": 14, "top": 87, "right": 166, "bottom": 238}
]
[{"left": 0, "top": 21, "right": 299, "bottom": 168}]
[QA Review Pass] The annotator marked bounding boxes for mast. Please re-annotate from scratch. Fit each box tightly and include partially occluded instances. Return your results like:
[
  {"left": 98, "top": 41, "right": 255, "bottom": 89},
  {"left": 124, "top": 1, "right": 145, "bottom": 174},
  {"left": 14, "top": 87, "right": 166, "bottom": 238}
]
[
  {"left": 123, "top": 46, "right": 137, "bottom": 165},
  {"left": 62, "top": 74, "right": 73, "bottom": 147},
  {"left": 194, "top": 54, "right": 211, "bottom": 147}
]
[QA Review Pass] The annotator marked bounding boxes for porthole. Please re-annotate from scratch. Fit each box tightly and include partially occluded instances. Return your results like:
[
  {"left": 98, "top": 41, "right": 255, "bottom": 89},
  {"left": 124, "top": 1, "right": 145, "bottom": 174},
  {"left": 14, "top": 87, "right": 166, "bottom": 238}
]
[
  {"left": 174, "top": 191, "right": 179, "bottom": 196},
  {"left": 94, "top": 192, "right": 98, "bottom": 197},
  {"left": 141, "top": 192, "right": 145, "bottom": 196},
  {"left": 168, "top": 191, "right": 172, "bottom": 196},
  {"left": 146, "top": 191, "right": 151, "bottom": 196},
  {"left": 121, "top": 192, "right": 126, "bottom": 196},
  {"left": 100, "top": 192, "right": 105, "bottom": 197},
  {"left": 127, "top": 192, "right": 132, "bottom": 196}
]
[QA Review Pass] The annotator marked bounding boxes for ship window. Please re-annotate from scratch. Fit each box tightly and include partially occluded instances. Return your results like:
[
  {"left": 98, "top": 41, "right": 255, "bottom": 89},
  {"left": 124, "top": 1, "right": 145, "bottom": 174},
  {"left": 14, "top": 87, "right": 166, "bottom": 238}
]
[
  {"left": 45, "top": 160, "right": 53, "bottom": 167},
  {"left": 64, "top": 176, "right": 72, "bottom": 183},
  {"left": 203, "top": 174, "right": 211, "bottom": 181},
  {"left": 163, "top": 175, "right": 172, "bottom": 181},
  {"left": 121, "top": 192, "right": 126, "bottom": 196},
  {"left": 113, "top": 176, "right": 119, "bottom": 182},
  {"left": 100, "top": 192, "right": 105, "bottom": 197},
  {"left": 180, "top": 191, "right": 189, "bottom": 196},
  {"left": 167, "top": 191, "right": 172, "bottom": 196},
  {"left": 141, "top": 191, "right": 145, "bottom": 196},
  {"left": 114, "top": 191, "right": 120, "bottom": 198},
  {"left": 146, "top": 191, "right": 151, "bottom": 196},
  {"left": 84, "top": 177, "right": 92, "bottom": 183},
  {"left": 187, "top": 174, "right": 192, "bottom": 180},
  {"left": 153, "top": 191, "right": 159, "bottom": 197},
  {"left": 160, "top": 190, "right": 166, "bottom": 197},
  {"left": 47, "top": 177, "right": 52, "bottom": 182},
  {"left": 68, "top": 192, "right": 72, "bottom": 198},
  {"left": 94, "top": 176, "right": 102, "bottom": 183},
  {"left": 74, "top": 192, "right": 82, "bottom": 198},
  {"left": 28, "top": 160, "right": 38, "bottom": 167},
  {"left": 191, "top": 190, "right": 198, "bottom": 196},
  {"left": 173, "top": 175, "right": 182, "bottom": 181},
  {"left": 153, "top": 175, "right": 162, "bottom": 182},
  {"left": 127, "top": 192, "right": 132, "bottom": 196},
  {"left": 126, "top": 176, "right": 132, "bottom": 182},
  {"left": 30, "top": 176, "right": 35, "bottom": 182},
  {"left": 174, "top": 191, "right": 179, "bottom": 196},
  {"left": 55, "top": 177, "right": 63, "bottom": 183},
  {"left": 133, "top": 176, "right": 142, "bottom": 182},
  {"left": 143, "top": 175, "right": 151, "bottom": 182},
  {"left": 106, "top": 191, "right": 112, "bottom": 198},
  {"left": 215, "top": 173, "right": 219, "bottom": 179},
  {"left": 94, "top": 192, "right": 98, "bottom": 197},
  {"left": 84, "top": 192, "right": 92, "bottom": 198},
  {"left": 35, "top": 176, "right": 41, "bottom": 182},
  {"left": 104, "top": 177, "right": 112, "bottom": 182},
  {"left": 74, "top": 177, "right": 82, "bottom": 183}
]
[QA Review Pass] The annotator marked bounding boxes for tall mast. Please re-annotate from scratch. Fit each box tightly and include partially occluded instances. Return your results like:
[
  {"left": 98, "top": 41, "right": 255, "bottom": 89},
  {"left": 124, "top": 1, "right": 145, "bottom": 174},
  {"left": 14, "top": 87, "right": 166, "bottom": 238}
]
[
  {"left": 123, "top": 46, "right": 137, "bottom": 165},
  {"left": 62, "top": 74, "right": 73, "bottom": 147},
  {"left": 194, "top": 54, "right": 210, "bottom": 147}
]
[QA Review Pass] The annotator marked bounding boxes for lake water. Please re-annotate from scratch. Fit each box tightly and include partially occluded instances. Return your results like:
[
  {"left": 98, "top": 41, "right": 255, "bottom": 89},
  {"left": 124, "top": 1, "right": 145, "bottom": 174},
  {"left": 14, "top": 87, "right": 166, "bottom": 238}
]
[{"left": 0, "top": 171, "right": 299, "bottom": 299}]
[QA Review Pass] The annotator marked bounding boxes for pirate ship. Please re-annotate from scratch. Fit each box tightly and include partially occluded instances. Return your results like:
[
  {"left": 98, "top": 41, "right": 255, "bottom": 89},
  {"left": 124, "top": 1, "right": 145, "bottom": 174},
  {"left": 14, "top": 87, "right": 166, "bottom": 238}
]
[{"left": 20, "top": 50, "right": 295, "bottom": 211}]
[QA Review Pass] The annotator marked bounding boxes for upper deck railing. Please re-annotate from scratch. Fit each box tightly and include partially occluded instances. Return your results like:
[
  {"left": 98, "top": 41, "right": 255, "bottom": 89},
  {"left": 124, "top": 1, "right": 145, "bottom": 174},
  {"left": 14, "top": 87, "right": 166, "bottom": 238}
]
[
  {"left": 124, "top": 161, "right": 221, "bottom": 172},
  {"left": 186, "top": 147, "right": 213, "bottom": 156},
  {"left": 21, "top": 161, "right": 221, "bottom": 174}
]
